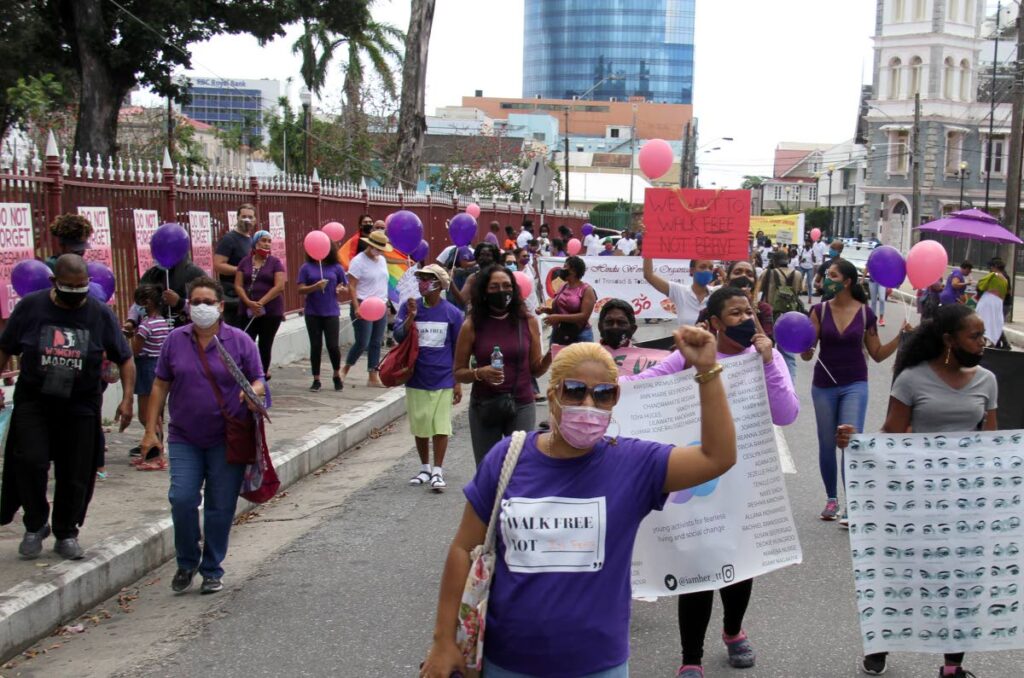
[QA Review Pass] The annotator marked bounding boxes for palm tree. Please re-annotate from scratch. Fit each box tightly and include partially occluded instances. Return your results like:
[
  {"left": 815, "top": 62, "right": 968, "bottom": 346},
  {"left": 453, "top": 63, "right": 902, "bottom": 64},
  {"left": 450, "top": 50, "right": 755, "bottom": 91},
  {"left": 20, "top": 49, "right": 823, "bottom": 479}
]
[
  {"left": 395, "top": 0, "right": 436, "bottom": 189},
  {"left": 292, "top": 19, "right": 336, "bottom": 98}
]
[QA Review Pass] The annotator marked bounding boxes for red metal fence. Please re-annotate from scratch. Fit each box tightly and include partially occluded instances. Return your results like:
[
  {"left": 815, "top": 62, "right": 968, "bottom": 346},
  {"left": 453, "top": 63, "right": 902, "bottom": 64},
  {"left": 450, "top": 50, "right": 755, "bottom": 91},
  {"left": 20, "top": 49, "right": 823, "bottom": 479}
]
[{"left": 0, "top": 142, "right": 588, "bottom": 318}]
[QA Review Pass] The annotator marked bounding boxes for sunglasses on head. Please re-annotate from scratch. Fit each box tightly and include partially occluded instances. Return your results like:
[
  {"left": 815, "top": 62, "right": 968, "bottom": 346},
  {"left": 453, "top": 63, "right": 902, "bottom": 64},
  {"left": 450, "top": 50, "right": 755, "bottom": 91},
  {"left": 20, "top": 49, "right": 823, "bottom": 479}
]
[{"left": 559, "top": 379, "right": 618, "bottom": 408}]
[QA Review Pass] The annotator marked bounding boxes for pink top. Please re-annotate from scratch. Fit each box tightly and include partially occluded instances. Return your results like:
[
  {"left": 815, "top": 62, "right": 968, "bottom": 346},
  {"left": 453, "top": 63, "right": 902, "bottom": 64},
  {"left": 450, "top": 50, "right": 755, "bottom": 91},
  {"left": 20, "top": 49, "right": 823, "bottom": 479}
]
[
  {"left": 552, "top": 282, "right": 590, "bottom": 315},
  {"left": 620, "top": 345, "right": 799, "bottom": 426}
]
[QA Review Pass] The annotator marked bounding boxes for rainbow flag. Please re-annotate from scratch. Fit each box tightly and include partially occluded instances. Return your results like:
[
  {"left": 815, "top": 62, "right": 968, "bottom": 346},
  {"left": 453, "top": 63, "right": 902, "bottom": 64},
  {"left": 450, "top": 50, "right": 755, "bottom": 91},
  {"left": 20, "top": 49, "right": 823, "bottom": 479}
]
[{"left": 338, "top": 235, "right": 410, "bottom": 304}]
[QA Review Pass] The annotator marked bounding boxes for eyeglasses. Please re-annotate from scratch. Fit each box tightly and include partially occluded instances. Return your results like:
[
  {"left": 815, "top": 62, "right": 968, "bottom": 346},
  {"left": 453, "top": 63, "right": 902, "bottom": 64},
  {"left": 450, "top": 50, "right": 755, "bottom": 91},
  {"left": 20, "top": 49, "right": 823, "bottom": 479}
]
[{"left": 558, "top": 379, "right": 619, "bottom": 408}]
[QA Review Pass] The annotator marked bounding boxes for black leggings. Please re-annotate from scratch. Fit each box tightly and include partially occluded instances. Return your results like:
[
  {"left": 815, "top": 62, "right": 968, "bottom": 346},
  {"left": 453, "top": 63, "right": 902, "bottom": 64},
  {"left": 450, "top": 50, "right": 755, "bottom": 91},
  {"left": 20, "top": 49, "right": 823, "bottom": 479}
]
[
  {"left": 305, "top": 314, "right": 341, "bottom": 377},
  {"left": 245, "top": 314, "right": 283, "bottom": 374},
  {"left": 678, "top": 579, "right": 753, "bottom": 665}
]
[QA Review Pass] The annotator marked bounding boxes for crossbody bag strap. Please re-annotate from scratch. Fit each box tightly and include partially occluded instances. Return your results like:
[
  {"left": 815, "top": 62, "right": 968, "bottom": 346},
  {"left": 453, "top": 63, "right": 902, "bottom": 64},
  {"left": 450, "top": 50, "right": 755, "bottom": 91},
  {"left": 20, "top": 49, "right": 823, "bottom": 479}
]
[
  {"left": 195, "top": 336, "right": 232, "bottom": 421},
  {"left": 483, "top": 430, "right": 527, "bottom": 553}
]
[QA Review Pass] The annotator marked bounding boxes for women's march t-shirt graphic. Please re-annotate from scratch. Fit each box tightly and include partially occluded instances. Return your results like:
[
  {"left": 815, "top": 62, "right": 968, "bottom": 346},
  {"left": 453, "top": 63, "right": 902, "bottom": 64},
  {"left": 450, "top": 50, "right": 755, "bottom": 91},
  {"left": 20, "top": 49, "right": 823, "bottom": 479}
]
[{"left": 39, "top": 325, "right": 89, "bottom": 397}]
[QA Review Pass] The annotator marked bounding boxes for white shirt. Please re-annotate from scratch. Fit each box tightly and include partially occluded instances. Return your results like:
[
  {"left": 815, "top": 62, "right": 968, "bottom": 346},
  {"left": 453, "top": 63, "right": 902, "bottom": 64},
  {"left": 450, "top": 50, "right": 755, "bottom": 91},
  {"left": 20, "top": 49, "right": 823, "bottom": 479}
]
[
  {"left": 617, "top": 237, "right": 637, "bottom": 255},
  {"left": 797, "top": 246, "right": 814, "bottom": 268},
  {"left": 347, "top": 250, "right": 389, "bottom": 300},
  {"left": 667, "top": 281, "right": 709, "bottom": 326},
  {"left": 759, "top": 246, "right": 773, "bottom": 269},
  {"left": 583, "top": 233, "right": 602, "bottom": 256},
  {"left": 516, "top": 230, "right": 533, "bottom": 248},
  {"left": 811, "top": 241, "right": 828, "bottom": 266},
  {"left": 536, "top": 236, "right": 551, "bottom": 255}
]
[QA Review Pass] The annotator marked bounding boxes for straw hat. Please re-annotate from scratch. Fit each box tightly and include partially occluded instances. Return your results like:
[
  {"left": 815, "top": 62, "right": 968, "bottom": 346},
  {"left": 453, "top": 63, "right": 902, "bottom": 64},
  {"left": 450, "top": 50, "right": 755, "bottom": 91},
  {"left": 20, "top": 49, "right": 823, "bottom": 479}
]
[{"left": 361, "top": 230, "right": 394, "bottom": 252}]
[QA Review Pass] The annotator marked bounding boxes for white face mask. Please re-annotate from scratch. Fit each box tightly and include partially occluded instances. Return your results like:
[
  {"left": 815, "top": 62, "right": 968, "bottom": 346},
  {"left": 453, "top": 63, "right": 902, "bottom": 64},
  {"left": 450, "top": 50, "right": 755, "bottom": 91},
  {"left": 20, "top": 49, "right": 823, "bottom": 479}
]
[{"left": 190, "top": 303, "right": 221, "bottom": 329}]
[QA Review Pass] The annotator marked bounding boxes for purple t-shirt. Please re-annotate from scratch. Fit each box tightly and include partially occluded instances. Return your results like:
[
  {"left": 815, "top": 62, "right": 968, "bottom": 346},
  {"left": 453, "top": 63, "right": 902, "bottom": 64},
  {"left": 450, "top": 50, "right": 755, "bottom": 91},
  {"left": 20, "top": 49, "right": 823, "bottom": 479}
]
[
  {"left": 811, "top": 301, "right": 877, "bottom": 388},
  {"left": 236, "top": 254, "right": 285, "bottom": 318},
  {"left": 393, "top": 298, "right": 463, "bottom": 390},
  {"left": 940, "top": 269, "right": 966, "bottom": 305},
  {"left": 155, "top": 323, "right": 264, "bottom": 448},
  {"left": 464, "top": 431, "right": 672, "bottom": 676},
  {"left": 297, "top": 262, "right": 347, "bottom": 317}
]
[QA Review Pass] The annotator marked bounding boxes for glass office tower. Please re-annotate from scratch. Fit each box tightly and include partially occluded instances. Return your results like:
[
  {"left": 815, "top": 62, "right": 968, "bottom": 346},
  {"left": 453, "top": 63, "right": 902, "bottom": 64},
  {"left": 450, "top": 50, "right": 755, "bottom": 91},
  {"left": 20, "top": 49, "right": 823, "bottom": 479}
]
[{"left": 523, "top": 0, "right": 695, "bottom": 104}]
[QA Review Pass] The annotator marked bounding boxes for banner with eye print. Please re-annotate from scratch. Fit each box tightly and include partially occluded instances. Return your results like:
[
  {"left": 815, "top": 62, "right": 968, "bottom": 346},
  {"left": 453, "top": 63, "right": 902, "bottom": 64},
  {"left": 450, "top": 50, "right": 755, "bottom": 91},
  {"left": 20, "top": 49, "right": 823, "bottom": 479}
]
[{"left": 846, "top": 431, "right": 1024, "bottom": 654}]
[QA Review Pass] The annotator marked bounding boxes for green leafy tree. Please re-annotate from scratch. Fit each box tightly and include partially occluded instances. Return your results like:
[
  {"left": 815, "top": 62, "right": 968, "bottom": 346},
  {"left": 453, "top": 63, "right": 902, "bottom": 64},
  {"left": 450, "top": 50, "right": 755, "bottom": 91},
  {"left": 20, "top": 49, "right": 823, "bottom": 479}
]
[
  {"left": 741, "top": 175, "right": 767, "bottom": 190},
  {"left": 804, "top": 206, "right": 832, "bottom": 232},
  {"left": 5, "top": 73, "right": 77, "bottom": 151}
]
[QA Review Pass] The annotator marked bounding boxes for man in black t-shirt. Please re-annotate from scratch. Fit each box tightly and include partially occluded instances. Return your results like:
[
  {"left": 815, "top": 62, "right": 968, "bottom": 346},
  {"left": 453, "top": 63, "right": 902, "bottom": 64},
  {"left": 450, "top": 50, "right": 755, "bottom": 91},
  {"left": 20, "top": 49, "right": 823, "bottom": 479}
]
[
  {"left": 214, "top": 203, "right": 255, "bottom": 327},
  {"left": 0, "top": 255, "right": 135, "bottom": 560}
]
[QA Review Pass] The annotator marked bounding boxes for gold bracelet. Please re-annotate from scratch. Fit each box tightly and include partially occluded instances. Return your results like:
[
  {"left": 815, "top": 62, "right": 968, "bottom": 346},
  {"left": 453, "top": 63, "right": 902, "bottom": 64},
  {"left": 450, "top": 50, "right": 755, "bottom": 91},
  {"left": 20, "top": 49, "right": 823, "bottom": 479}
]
[{"left": 694, "top": 363, "right": 723, "bottom": 384}]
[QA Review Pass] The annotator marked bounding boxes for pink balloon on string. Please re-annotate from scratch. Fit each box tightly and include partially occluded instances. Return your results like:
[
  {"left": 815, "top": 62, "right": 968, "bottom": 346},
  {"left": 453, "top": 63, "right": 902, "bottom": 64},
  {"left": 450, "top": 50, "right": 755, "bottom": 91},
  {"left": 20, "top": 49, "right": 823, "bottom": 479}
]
[
  {"left": 906, "top": 240, "right": 948, "bottom": 289},
  {"left": 566, "top": 238, "right": 582, "bottom": 255},
  {"left": 466, "top": 203, "right": 481, "bottom": 219},
  {"left": 303, "top": 230, "right": 331, "bottom": 261},
  {"left": 513, "top": 271, "right": 533, "bottom": 298},
  {"left": 358, "top": 297, "right": 387, "bottom": 321},
  {"left": 321, "top": 221, "right": 345, "bottom": 242},
  {"left": 638, "top": 139, "right": 674, "bottom": 180},
  {"left": 810, "top": 228, "right": 822, "bottom": 242}
]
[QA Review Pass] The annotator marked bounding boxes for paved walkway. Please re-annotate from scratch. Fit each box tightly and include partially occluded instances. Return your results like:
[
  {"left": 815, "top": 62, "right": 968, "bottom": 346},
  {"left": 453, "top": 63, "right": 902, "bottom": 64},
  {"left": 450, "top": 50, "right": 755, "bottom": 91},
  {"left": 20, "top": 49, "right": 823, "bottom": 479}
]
[{"left": 0, "top": 354, "right": 393, "bottom": 593}]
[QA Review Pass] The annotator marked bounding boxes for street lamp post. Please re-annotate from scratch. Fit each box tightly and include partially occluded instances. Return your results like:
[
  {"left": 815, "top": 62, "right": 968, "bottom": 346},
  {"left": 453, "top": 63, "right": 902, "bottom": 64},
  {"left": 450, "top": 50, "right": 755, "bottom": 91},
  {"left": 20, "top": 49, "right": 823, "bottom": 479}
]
[
  {"left": 300, "top": 87, "right": 312, "bottom": 175},
  {"left": 563, "top": 73, "right": 623, "bottom": 207},
  {"left": 957, "top": 161, "right": 970, "bottom": 209},
  {"left": 826, "top": 164, "right": 836, "bottom": 236},
  {"left": 796, "top": 179, "right": 803, "bottom": 212}
]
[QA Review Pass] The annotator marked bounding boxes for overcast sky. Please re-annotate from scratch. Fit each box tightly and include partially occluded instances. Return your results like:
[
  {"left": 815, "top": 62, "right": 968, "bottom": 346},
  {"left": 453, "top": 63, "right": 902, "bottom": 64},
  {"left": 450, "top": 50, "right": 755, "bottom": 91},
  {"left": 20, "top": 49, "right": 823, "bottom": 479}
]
[{"left": 166, "top": 0, "right": 1002, "bottom": 188}]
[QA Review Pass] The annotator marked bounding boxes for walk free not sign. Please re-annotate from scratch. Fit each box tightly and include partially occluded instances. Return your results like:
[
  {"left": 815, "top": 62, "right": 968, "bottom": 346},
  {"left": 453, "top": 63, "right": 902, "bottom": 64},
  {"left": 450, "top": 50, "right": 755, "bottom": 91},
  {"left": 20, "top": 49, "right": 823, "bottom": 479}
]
[{"left": 642, "top": 188, "right": 751, "bottom": 261}]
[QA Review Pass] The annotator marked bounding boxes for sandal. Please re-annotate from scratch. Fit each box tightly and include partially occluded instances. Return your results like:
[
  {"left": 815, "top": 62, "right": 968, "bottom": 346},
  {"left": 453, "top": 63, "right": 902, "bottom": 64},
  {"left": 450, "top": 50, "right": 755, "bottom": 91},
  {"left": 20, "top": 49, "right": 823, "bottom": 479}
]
[
  {"left": 409, "top": 470, "right": 431, "bottom": 486},
  {"left": 136, "top": 458, "right": 167, "bottom": 471},
  {"left": 430, "top": 473, "right": 447, "bottom": 492}
]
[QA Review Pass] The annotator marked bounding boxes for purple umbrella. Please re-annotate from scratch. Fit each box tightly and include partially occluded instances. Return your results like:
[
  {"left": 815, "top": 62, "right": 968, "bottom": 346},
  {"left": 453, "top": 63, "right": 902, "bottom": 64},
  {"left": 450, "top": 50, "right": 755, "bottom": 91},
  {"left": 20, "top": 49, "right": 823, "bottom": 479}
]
[{"left": 916, "top": 209, "right": 1023, "bottom": 244}]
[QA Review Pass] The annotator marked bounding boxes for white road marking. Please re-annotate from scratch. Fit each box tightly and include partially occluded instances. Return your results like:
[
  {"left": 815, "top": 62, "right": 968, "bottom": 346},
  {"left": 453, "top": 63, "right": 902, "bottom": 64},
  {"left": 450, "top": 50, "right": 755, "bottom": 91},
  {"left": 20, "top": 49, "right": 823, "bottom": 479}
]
[{"left": 775, "top": 424, "right": 797, "bottom": 474}]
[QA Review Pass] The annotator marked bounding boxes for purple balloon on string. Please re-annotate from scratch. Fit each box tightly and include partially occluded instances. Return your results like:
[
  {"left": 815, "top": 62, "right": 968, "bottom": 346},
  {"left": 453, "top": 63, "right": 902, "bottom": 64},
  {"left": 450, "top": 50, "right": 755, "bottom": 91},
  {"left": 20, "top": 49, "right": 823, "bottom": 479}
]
[
  {"left": 867, "top": 245, "right": 906, "bottom": 288},
  {"left": 774, "top": 311, "right": 817, "bottom": 354},
  {"left": 88, "top": 281, "right": 107, "bottom": 301},
  {"left": 410, "top": 239, "right": 429, "bottom": 262},
  {"left": 86, "top": 262, "right": 116, "bottom": 301},
  {"left": 150, "top": 222, "right": 190, "bottom": 269},
  {"left": 386, "top": 210, "right": 424, "bottom": 254},
  {"left": 581, "top": 223, "right": 594, "bottom": 236},
  {"left": 448, "top": 213, "right": 477, "bottom": 247},
  {"left": 10, "top": 260, "right": 52, "bottom": 297}
]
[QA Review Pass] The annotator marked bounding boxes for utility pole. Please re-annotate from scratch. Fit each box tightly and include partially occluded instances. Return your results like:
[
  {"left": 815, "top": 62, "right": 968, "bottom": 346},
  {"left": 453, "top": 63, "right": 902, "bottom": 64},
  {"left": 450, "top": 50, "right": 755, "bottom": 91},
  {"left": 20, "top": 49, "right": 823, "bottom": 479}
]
[
  {"left": 986, "top": 1, "right": 1002, "bottom": 211},
  {"left": 680, "top": 121, "right": 691, "bottom": 188},
  {"left": 628, "top": 104, "right": 637, "bottom": 211},
  {"left": 563, "top": 107, "right": 570, "bottom": 208},
  {"left": 911, "top": 92, "right": 921, "bottom": 252},
  {"left": 1002, "top": 8, "right": 1024, "bottom": 321},
  {"left": 689, "top": 118, "right": 699, "bottom": 188}
]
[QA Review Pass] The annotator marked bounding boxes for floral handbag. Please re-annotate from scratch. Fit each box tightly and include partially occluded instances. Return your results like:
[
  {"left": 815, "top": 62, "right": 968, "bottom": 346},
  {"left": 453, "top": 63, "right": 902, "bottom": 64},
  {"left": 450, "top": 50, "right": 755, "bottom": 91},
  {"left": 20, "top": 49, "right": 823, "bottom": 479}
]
[{"left": 455, "top": 430, "right": 526, "bottom": 674}]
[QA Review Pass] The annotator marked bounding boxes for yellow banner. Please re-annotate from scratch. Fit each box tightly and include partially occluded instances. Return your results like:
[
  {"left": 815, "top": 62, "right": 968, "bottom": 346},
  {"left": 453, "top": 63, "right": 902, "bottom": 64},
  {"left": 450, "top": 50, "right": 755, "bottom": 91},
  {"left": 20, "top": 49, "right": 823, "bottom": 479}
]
[{"left": 750, "top": 214, "right": 804, "bottom": 245}]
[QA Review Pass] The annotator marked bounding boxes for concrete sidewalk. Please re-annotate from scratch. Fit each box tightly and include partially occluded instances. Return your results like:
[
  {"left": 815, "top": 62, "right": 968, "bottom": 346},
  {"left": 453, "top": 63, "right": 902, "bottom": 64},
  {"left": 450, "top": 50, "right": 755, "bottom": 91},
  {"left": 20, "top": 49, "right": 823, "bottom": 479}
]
[{"left": 0, "top": 314, "right": 405, "bottom": 660}]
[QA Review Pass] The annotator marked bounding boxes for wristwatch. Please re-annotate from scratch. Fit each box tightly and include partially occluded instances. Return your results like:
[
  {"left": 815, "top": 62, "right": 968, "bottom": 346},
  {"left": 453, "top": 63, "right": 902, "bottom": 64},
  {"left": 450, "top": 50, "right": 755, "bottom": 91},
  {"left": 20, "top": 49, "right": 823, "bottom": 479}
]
[{"left": 694, "top": 363, "right": 724, "bottom": 384}]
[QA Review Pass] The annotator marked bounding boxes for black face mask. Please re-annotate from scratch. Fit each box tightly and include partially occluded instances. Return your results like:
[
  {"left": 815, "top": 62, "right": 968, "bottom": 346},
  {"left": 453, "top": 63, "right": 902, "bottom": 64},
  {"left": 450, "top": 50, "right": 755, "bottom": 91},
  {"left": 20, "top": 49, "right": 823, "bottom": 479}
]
[
  {"left": 952, "top": 346, "right": 983, "bottom": 368},
  {"left": 487, "top": 291, "right": 512, "bottom": 311},
  {"left": 723, "top": 318, "right": 757, "bottom": 348},
  {"left": 731, "top": 276, "right": 754, "bottom": 290},
  {"left": 600, "top": 327, "right": 630, "bottom": 349},
  {"left": 557, "top": 269, "right": 569, "bottom": 280},
  {"left": 55, "top": 285, "right": 89, "bottom": 307}
]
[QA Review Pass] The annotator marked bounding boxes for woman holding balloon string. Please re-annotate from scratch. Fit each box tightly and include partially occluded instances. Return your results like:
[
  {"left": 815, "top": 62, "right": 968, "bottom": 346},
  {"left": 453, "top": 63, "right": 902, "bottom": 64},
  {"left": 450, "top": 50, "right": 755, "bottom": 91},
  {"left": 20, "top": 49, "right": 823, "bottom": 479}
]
[
  {"left": 799, "top": 258, "right": 910, "bottom": 523},
  {"left": 234, "top": 230, "right": 286, "bottom": 379},
  {"left": 297, "top": 232, "right": 348, "bottom": 392},
  {"left": 342, "top": 230, "right": 393, "bottom": 388}
]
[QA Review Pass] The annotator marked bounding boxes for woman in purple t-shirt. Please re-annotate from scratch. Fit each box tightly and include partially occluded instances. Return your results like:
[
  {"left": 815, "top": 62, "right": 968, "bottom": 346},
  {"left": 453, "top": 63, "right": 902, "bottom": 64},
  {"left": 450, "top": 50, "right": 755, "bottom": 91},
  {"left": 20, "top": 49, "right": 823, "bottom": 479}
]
[
  {"left": 296, "top": 239, "right": 347, "bottom": 392},
  {"left": 801, "top": 259, "right": 909, "bottom": 523},
  {"left": 234, "top": 230, "right": 286, "bottom": 378},
  {"left": 422, "top": 338, "right": 738, "bottom": 678}
]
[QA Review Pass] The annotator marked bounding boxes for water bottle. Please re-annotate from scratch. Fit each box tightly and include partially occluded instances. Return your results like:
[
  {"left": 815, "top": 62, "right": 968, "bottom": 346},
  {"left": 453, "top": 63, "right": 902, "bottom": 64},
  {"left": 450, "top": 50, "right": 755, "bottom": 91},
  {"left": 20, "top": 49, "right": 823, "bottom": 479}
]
[{"left": 490, "top": 345, "right": 504, "bottom": 384}]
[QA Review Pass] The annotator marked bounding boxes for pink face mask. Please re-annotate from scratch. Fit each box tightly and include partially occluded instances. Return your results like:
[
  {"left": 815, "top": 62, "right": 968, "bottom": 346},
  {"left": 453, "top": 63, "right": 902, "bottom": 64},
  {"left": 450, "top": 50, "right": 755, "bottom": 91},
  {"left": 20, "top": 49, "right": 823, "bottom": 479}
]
[{"left": 553, "top": 402, "right": 612, "bottom": 449}]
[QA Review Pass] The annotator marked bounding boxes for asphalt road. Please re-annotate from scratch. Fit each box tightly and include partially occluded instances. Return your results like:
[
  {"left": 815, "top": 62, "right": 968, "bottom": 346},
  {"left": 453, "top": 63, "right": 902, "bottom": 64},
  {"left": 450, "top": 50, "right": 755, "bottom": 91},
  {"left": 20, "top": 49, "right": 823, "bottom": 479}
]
[{"left": 9, "top": 303, "right": 1024, "bottom": 678}]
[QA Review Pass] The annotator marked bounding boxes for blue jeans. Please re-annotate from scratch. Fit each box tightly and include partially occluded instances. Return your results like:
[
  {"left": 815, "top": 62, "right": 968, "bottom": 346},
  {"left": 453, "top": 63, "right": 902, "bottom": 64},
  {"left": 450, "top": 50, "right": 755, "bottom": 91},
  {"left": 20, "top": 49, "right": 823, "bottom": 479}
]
[
  {"left": 549, "top": 325, "right": 594, "bottom": 344},
  {"left": 779, "top": 348, "right": 797, "bottom": 382},
  {"left": 483, "top": 658, "right": 628, "bottom": 678},
  {"left": 868, "top": 280, "right": 886, "bottom": 318},
  {"left": 811, "top": 381, "right": 869, "bottom": 499},
  {"left": 799, "top": 266, "right": 815, "bottom": 297},
  {"left": 168, "top": 442, "right": 245, "bottom": 579},
  {"left": 346, "top": 304, "right": 387, "bottom": 371}
]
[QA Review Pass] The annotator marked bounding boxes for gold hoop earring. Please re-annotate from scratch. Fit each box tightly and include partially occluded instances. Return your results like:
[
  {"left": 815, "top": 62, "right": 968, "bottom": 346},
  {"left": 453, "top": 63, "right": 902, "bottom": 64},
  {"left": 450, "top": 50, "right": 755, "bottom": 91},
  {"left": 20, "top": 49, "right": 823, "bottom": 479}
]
[{"left": 945, "top": 347, "right": 951, "bottom": 366}]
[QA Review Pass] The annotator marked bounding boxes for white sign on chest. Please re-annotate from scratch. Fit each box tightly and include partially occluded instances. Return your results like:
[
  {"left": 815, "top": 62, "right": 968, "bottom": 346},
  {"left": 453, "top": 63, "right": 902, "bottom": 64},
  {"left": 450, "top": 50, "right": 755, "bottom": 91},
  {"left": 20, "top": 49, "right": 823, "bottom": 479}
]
[{"left": 500, "top": 496, "right": 607, "bottom": 573}]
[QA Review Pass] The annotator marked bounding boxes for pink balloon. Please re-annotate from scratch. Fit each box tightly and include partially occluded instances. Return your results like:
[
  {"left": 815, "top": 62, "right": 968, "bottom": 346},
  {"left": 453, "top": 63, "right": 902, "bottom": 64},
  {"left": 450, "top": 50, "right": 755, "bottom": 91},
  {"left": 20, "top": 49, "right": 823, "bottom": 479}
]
[
  {"left": 513, "top": 270, "right": 533, "bottom": 298},
  {"left": 466, "top": 203, "right": 481, "bottom": 219},
  {"left": 321, "top": 221, "right": 345, "bottom": 242},
  {"left": 303, "top": 230, "right": 332, "bottom": 261},
  {"left": 357, "top": 296, "right": 387, "bottom": 321},
  {"left": 906, "top": 240, "right": 949, "bottom": 289},
  {"left": 566, "top": 238, "right": 582, "bottom": 255},
  {"left": 810, "top": 228, "right": 822, "bottom": 242},
  {"left": 638, "top": 139, "right": 674, "bottom": 180}
]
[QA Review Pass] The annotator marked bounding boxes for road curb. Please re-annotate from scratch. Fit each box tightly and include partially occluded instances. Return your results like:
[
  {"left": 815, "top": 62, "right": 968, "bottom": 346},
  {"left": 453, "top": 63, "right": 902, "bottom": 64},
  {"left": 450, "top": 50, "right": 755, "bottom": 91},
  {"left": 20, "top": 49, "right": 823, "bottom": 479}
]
[
  {"left": 0, "top": 387, "right": 407, "bottom": 662},
  {"left": 890, "top": 290, "right": 1024, "bottom": 347}
]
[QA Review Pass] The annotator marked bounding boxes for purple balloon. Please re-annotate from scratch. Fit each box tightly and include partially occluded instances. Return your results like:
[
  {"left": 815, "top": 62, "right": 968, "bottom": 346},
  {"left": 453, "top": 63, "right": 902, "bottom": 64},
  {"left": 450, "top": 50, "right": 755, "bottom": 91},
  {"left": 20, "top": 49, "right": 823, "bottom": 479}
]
[
  {"left": 86, "top": 262, "right": 116, "bottom": 301},
  {"left": 386, "top": 210, "right": 424, "bottom": 254},
  {"left": 774, "top": 311, "right": 816, "bottom": 354},
  {"left": 88, "top": 281, "right": 107, "bottom": 302},
  {"left": 150, "top": 223, "right": 190, "bottom": 269},
  {"left": 581, "top": 223, "right": 594, "bottom": 236},
  {"left": 10, "top": 259, "right": 52, "bottom": 297},
  {"left": 410, "top": 239, "right": 429, "bottom": 262},
  {"left": 867, "top": 245, "right": 906, "bottom": 288},
  {"left": 448, "top": 213, "right": 477, "bottom": 247}
]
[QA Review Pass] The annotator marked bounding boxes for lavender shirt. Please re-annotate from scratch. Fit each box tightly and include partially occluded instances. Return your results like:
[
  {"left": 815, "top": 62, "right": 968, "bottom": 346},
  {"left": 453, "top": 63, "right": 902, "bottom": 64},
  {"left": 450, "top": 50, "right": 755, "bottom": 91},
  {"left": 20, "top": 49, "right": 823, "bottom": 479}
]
[
  {"left": 155, "top": 323, "right": 264, "bottom": 448},
  {"left": 621, "top": 346, "right": 800, "bottom": 426},
  {"left": 236, "top": 254, "right": 285, "bottom": 317}
]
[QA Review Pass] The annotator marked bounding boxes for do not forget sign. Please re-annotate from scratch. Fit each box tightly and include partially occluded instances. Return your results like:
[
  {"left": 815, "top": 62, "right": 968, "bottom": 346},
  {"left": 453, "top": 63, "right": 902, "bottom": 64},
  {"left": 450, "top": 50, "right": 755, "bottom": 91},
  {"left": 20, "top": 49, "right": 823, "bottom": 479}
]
[{"left": 642, "top": 188, "right": 751, "bottom": 261}]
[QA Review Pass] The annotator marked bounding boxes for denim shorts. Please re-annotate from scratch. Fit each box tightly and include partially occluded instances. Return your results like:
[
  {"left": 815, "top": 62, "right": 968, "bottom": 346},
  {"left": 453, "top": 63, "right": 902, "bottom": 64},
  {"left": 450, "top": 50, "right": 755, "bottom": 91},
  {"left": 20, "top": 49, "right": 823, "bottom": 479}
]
[{"left": 134, "top": 355, "right": 159, "bottom": 395}]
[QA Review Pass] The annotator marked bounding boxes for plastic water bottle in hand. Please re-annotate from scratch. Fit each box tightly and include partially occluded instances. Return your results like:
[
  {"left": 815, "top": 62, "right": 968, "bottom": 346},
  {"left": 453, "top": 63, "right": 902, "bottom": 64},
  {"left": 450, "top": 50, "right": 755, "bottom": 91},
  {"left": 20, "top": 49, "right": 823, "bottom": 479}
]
[{"left": 491, "top": 346, "right": 504, "bottom": 385}]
